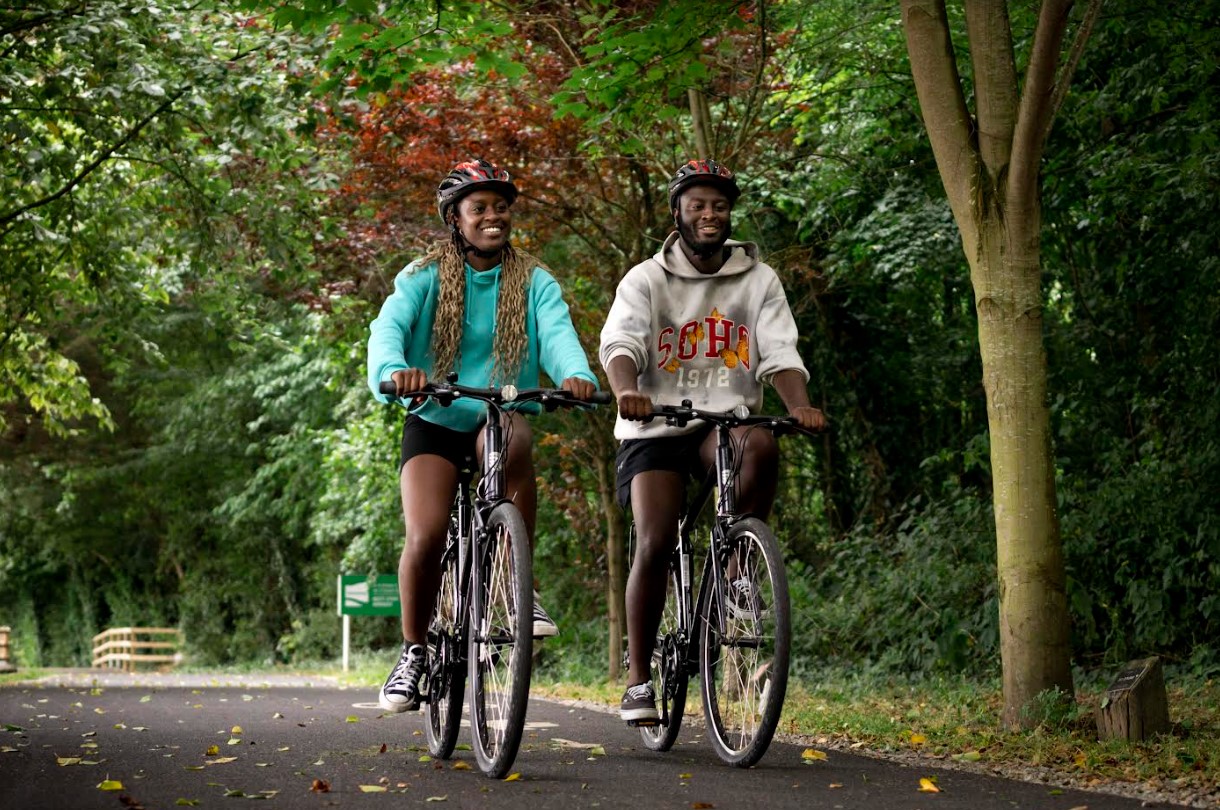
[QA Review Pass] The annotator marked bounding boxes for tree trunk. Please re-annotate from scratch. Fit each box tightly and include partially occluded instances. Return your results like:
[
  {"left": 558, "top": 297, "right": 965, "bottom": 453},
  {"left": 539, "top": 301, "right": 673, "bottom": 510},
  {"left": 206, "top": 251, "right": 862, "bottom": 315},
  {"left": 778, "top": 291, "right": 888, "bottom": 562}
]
[
  {"left": 596, "top": 450, "right": 626, "bottom": 681},
  {"left": 901, "top": 0, "right": 1089, "bottom": 728},
  {"left": 972, "top": 212, "right": 1073, "bottom": 727}
]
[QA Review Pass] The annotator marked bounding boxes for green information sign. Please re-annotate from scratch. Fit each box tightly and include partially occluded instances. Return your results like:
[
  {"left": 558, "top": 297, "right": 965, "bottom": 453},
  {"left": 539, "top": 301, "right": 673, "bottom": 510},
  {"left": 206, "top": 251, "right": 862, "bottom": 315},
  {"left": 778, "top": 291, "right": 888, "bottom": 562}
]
[{"left": 337, "top": 574, "right": 401, "bottom": 617}]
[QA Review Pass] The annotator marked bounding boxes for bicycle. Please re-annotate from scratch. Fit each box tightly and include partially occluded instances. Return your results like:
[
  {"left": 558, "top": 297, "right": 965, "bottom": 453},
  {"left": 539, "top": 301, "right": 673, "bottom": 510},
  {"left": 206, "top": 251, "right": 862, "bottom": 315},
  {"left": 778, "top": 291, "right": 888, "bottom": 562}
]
[
  {"left": 378, "top": 376, "right": 609, "bottom": 778},
  {"left": 629, "top": 400, "right": 819, "bottom": 767}
]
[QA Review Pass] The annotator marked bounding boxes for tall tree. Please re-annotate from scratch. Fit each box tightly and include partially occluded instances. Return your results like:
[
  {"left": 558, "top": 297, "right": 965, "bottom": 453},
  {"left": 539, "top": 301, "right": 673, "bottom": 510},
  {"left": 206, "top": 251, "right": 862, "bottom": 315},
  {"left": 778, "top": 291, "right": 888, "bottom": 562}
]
[{"left": 899, "top": 0, "right": 1102, "bottom": 727}]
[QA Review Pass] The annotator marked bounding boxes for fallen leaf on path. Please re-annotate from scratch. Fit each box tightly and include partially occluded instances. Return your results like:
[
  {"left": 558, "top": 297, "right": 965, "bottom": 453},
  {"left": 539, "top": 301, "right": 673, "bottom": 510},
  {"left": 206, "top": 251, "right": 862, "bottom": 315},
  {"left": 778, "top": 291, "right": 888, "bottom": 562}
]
[
  {"left": 205, "top": 745, "right": 219, "bottom": 756},
  {"left": 801, "top": 748, "right": 827, "bottom": 762},
  {"left": 551, "top": 738, "right": 602, "bottom": 749},
  {"left": 346, "top": 715, "right": 360, "bottom": 723},
  {"left": 909, "top": 732, "right": 927, "bottom": 745},
  {"left": 679, "top": 772, "right": 693, "bottom": 779},
  {"left": 57, "top": 756, "right": 82, "bottom": 766},
  {"left": 918, "top": 777, "right": 940, "bottom": 793},
  {"left": 140, "top": 696, "right": 152, "bottom": 703},
  {"left": 452, "top": 761, "right": 471, "bottom": 770},
  {"left": 174, "top": 800, "right": 199, "bottom": 807},
  {"left": 97, "top": 779, "right": 124, "bottom": 791},
  {"left": 310, "top": 779, "right": 330, "bottom": 793},
  {"left": 504, "top": 773, "right": 521, "bottom": 782},
  {"left": 955, "top": 751, "right": 982, "bottom": 762},
  {"left": 231, "top": 725, "right": 243, "bottom": 734},
  {"left": 207, "top": 756, "right": 237, "bottom": 765},
  {"left": 425, "top": 796, "right": 448, "bottom": 802},
  {"left": 358, "top": 786, "right": 387, "bottom": 793},
  {"left": 829, "top": 783, "right": 843, "bottom": 789},
  {"left": 379, "top": 743, "right": 387, "bottom": 754},
  {"left": 691, "top": 803, "right": 715, "bottom": 809}
]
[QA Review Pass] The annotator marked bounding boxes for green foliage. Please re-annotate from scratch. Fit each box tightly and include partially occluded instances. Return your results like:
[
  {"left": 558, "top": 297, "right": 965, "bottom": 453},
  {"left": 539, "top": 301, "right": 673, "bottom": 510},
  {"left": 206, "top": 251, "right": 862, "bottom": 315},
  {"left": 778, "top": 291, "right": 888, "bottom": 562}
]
[{"left": 790, "top": 490, "right": 999, "bottom": 676}]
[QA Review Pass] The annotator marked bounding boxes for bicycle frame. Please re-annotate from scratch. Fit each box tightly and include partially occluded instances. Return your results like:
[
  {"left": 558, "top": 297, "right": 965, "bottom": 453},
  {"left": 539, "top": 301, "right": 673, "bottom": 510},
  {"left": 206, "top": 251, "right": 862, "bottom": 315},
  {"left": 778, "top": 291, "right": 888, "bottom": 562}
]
[
  {"left": 670, "top": 422, "right": 743, "bottom": 681},
  {"left": 444, "top": 406, "right": 512, "bottom": 673}
]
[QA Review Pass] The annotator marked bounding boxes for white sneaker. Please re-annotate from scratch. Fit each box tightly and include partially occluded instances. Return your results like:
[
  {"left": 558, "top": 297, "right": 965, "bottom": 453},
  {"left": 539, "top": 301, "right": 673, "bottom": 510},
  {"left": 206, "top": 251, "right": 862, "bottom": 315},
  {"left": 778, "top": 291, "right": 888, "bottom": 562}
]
[
  {"left": 532, "top": 592, "right": 559, "bottom": 638},
  {"left": 379, "top": 643, "right": 425, "bottom": 712}
]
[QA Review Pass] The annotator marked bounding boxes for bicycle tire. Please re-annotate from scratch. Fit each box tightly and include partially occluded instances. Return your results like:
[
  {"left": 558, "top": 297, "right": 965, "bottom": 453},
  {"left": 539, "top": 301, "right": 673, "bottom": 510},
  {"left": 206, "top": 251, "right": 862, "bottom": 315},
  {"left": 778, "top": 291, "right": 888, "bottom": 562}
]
[
  {"left": 469, "top": 502, "right": 533, "bottom": 778},
  {"left": 425, "top": 527, "right": 466, "bottom": 759},
  {"left": 698, "top": 517, "right": 790, "bottom": 767},
  {"left": 640, "top": 548, "right": 687, "bottom": 751}
]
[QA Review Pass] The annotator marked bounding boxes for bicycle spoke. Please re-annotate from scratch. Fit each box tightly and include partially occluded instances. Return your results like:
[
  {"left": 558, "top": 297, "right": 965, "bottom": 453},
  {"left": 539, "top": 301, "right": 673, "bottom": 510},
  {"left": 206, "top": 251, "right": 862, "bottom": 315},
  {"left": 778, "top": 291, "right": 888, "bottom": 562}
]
[
  {"left": 700, "top": 518, "right": 789, "bottom": 767},
  {"left": 470, "top": 504, "right": 532, "bottom": 778}
]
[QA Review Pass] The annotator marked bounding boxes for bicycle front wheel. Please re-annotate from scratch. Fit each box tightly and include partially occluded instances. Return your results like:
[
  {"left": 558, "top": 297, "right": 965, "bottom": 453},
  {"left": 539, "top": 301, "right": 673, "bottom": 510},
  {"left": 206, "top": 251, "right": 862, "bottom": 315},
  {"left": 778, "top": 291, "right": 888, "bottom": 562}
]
[
  {"left": 425, "top": 530, "right": 466, "bottom": 759},
  {"left": 640, "top": 548, "right": 687, "bottom": 751},
  {"left": 469, "top": 503, "right": 533, "bottom": 778},
  {"left": 698, "top": 517, "right": 790, "bottom": 767}
]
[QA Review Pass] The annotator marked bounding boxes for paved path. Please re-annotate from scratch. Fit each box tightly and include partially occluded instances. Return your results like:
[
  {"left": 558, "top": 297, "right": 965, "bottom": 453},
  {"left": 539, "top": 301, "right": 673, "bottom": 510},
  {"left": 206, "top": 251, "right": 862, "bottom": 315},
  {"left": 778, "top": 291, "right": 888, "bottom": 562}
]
[{"left": 0, "top": 672, "right": 1189, "bottom": 809}]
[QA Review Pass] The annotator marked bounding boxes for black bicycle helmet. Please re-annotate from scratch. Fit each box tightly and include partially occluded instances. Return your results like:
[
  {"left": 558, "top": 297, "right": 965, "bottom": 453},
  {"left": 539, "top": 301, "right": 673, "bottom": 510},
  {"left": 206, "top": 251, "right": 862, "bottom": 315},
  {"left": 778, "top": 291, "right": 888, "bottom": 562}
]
[
  {"left": 435, "top": 159, "right": 519, "bottom": 224},
  {"left": 667, "top": 158, "right": 740, "bottom": 212}
]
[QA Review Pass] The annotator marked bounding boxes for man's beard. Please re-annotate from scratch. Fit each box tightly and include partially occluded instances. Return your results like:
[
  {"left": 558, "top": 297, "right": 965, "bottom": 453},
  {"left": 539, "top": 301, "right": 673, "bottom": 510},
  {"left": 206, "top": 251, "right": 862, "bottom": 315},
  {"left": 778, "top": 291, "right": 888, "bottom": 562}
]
[{"left": 677, "top": 217, "right": 732, "bottom": 259}]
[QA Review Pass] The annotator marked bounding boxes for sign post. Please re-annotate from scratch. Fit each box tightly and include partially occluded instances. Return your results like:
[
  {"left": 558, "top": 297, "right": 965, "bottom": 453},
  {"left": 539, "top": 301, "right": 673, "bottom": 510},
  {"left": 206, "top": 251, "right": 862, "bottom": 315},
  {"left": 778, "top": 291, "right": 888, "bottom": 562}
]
[{"left": 337, "top": 575, "right": 401, "bottom": 672}]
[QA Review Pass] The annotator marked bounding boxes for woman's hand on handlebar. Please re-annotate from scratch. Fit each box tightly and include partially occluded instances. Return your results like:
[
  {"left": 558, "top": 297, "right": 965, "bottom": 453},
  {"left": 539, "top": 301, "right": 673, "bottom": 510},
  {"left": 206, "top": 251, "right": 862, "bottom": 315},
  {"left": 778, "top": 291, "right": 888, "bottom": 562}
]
[
  {"left": 560, "top": 376, "right": 597, "bottom": 401},
  {"left": 789, "top": 405, "right": 828, "bottom": 432},
  {"left": 389, "top": 368, "right": 429, "bottom": 402}
]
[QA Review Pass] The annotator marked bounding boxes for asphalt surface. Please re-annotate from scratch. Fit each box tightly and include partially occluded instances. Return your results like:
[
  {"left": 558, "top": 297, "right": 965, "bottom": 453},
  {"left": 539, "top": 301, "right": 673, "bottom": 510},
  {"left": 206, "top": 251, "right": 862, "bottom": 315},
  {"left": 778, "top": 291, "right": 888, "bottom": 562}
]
[{"left": 0, "top": 671, "right": 1191, "bottom": 809}]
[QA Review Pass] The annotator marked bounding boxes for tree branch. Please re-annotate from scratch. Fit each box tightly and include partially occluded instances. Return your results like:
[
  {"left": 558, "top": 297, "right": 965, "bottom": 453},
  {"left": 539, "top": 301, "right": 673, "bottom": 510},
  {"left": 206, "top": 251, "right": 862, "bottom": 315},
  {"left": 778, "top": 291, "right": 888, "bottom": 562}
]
[
  {"left": 0, "top": 87, "right": 187, "bottom": 228},
  {"left": 965, "top": 0, "right": 1018, "bottom": 180},
  {"left": 1009, "top": 0, "right": 1073, "bottom": 208},
  {"left": 1043, "top": 0, "right": 1104, "bottom": 144},
  {"left": 900, "top": 0, "right": 979, "bottom": 235}
]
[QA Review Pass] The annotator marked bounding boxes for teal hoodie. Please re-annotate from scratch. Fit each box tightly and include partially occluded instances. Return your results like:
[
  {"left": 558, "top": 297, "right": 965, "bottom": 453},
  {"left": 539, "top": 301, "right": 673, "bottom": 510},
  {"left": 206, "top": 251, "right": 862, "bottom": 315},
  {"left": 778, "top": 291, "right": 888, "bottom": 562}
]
[{"left": 367, "top": 259, "right": 597, "bottom": 432}]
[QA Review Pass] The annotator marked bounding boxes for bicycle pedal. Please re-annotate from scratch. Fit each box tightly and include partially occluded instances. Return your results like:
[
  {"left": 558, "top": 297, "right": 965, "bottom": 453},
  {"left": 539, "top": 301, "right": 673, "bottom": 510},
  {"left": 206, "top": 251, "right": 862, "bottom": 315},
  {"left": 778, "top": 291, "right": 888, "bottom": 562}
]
[{"left": 627, "top": 717, "right": 661, "bottom": 728}]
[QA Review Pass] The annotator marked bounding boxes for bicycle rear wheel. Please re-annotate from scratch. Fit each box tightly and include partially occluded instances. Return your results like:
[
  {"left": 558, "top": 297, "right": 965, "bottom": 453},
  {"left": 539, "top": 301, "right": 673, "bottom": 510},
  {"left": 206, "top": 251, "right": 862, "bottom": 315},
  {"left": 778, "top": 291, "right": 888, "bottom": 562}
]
[
  {"left": 425, "top": 527, "right": 466, "bottom": 759},
  {"left": 640, "top": 548, "right": 687, "bottom": 751},
  {"left": 469, "top": 503, "right": 533, "bottom": 778},
  {"left": 698, "top": 517, "right": 790, "bottom": 767}
]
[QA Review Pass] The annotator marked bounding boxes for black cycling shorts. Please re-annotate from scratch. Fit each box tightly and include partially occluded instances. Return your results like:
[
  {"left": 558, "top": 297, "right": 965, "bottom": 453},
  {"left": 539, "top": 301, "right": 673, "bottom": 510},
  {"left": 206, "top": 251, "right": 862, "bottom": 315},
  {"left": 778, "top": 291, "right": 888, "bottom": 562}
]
[
  {"left": 400, "top": 413, "right": 479, "bottom": 472},
  {"left": 614, "top": 427, "right": 713, "bottom": 508}
]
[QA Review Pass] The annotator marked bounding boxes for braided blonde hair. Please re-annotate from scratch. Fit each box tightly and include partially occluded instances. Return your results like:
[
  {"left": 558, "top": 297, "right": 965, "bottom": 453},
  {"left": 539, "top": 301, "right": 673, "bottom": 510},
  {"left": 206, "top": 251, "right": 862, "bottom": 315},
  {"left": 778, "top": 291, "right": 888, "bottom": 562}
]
[{"left": 421, "top": 234, "right": 535, "bottom": 384}]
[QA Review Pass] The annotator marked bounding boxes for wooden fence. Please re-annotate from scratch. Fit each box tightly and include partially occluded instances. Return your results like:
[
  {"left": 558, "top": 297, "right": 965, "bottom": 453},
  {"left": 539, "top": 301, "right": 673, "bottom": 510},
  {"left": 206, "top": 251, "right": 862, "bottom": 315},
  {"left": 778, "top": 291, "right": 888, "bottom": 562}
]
[{"left": 91, "top": 627, "right": 182, "bottom": 672}]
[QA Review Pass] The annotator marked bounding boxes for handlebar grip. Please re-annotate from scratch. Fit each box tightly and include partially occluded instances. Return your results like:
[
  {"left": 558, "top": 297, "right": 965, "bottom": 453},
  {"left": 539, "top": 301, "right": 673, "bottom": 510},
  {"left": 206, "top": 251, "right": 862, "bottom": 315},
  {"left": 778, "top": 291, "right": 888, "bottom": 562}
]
[
  {"left": 379, "top": 381, "right": 397, "bottom": 396},
  {"left": 590, "top": 391, "right": 613, "bottom": 405}
]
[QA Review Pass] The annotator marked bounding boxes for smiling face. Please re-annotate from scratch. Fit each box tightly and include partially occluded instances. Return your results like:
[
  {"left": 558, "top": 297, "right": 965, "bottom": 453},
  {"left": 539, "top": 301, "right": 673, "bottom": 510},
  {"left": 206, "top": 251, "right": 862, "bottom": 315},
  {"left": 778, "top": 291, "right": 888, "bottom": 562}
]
[
  {"left": 451, "top": 189, "right": 512, "bottom": 257},
  {"left": 675, "top": 184, "right": 733, "bottom": 260}
]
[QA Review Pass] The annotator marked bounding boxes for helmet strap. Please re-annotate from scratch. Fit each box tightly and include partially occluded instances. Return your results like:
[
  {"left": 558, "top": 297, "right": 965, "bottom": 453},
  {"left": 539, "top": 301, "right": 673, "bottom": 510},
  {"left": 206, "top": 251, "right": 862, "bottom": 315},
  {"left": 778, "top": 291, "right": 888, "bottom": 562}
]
[{"left": 450, "top": 220, "right": 503, "bottom": 261}]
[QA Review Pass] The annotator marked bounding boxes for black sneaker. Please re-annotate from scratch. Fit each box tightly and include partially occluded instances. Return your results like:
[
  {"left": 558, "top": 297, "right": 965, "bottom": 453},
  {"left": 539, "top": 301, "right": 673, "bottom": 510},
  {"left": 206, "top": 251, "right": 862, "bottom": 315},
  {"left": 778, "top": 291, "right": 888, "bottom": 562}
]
[
  {"left": 379, "top": 643, "right": 425, "bottom": 713},
  {"left": 620, "top": 682, "right": 659, "bottom": 726},
  {"left": 532, "top": 591, "right": 559, "bottom": 638},
  {"left": 727, "top": 577, "right": 766, "bottom": 621}
]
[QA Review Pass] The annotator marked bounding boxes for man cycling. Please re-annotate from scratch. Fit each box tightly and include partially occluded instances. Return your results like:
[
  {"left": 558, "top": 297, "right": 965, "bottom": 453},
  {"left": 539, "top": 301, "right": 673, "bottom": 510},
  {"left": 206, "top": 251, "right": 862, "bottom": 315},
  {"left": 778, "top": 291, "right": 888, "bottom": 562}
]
[{"left": 598, "top": 159, "right": 827, "bottom": 725}]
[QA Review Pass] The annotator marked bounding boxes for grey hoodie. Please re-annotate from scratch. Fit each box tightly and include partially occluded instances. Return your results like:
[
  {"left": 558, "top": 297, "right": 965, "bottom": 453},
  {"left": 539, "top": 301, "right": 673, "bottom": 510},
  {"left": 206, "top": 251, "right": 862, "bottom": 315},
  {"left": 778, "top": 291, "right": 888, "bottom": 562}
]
[{"left": 599, "top": 232, "right": 809, "bottom": 439}]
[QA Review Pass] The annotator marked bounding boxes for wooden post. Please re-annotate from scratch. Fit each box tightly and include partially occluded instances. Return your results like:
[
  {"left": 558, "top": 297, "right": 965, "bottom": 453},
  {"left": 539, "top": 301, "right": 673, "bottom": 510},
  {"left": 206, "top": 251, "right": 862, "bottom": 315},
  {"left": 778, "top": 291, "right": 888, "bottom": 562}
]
[
  {"left": 0, "top": 626, "right": 16, "bottom": 673},
  {"left": 1095, "top": 656, "right": 1170, "bottom": 741}
]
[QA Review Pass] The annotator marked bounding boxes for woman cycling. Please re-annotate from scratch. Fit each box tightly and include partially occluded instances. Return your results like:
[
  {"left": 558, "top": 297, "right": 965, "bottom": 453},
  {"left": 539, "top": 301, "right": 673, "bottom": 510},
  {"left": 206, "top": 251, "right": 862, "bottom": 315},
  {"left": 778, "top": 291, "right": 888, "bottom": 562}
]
[{"left": 368, "top": 158, "right": 598, "bottom": 713}]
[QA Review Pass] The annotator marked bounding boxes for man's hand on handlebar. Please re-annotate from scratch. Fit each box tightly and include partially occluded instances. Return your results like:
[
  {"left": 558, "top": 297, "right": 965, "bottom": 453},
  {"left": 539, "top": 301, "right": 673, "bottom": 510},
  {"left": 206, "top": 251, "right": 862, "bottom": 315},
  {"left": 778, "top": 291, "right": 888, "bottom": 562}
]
[
  {"left": 789, "top": 405, "right": 828, "bottom": 432},
  {"left": 615, "top": 389, "right": 655, "bottom": 421}
]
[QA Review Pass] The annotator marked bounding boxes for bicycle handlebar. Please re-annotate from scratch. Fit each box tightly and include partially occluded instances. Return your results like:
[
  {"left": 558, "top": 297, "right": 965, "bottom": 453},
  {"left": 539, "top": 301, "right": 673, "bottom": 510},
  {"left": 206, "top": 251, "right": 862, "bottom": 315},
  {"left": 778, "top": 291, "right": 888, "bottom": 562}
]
[
  {"left": 646, "top": 400, "right": 826, "bottom": 437},
  {"left": 378, "top": 379, "right": 612, "bottom": 409}
]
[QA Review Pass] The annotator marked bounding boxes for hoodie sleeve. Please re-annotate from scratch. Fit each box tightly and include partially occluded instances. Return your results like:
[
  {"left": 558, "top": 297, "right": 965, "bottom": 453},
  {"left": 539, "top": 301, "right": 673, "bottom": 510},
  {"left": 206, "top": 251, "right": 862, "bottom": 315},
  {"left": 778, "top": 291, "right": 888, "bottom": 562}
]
[
  {"left": 753, "top": 266, "right": 809, "bottom": 385},
  {"left": 531, "top": 268, "right": 598, "bottom": 385},
  {"left": 367, "top": 262, "right": 434, "bottom": 403},
  {"left": 598, "top": 264, "right": 653, "bottom": 375}
]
